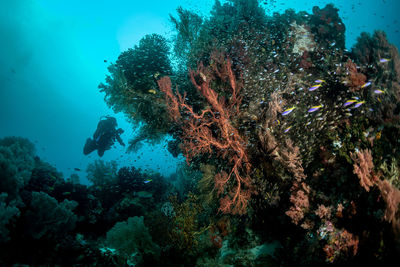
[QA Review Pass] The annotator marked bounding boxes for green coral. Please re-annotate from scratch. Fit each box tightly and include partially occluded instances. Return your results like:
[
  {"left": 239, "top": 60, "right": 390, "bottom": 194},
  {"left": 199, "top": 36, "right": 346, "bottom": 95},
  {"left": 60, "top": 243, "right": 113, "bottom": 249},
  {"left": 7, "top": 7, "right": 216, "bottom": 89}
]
[
  {"left": 170, "top": 6, "right": 203, "bottom": 69},
  {"left": 0, "top": 136, "right": 36, "bottom": 202},
  {"left": 99, "top": 34, "right": 173, "bottom": 151},
  {"left": 25, "top": 191, "right": 78, "bottom": 239},
  {"left": 115, "top": 34, "right": 172, "bottom": 93},
  {"left": 175, "top": 0, "right": 267, "bottom": 68},
  {"left": 379, "top": 159, "right": 400, "bottom": 189},
  {"left": 104, "top": 216, "right": 160, "bottom": 265},
  {"left": 169, "top": 193, "right": 206, "bottom": 251},
  {"left": 86, "top": 159, "right": 118, "bottom": 188},
  {"left": 0, "top": 193, "right": 20, "bottom": 243}
]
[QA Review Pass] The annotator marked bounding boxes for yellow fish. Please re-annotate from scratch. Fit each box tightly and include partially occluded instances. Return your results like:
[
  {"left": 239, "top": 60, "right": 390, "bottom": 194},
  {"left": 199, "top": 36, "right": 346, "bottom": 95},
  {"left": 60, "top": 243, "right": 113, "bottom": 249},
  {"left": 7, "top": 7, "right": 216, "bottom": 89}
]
[
  {"left": 284, "top": 126, "right": 292, "bottom": 133},
  {"left": 282, "top": 106, "right": 296, "bottom": 116},
  {"left": 376, "top": 131, "right": 381, "bottom": 140},
  {"left": 148, "top": 89, "right": 157, "bottom": 94},
  {"left": 361, "top": 82, "right": 372, "bottom": 88},
  {"left": 374, "top": 89, "right": 385, "bottom": 94}
]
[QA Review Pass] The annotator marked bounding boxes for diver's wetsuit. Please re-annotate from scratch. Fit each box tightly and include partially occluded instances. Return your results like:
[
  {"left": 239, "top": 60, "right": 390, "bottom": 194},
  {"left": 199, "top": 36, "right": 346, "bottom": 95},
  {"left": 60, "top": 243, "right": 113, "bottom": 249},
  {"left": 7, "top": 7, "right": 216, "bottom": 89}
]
[{"left": 83, "top": 116, "right": 125, "bottom": 156}]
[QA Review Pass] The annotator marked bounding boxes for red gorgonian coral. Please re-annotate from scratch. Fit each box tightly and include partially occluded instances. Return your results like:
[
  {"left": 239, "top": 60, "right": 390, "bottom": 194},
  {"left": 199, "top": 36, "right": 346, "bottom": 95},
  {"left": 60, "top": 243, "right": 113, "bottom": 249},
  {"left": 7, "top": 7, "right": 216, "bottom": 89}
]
[{"left": 158, "top": 53, "right": 254, "bottom": 215}]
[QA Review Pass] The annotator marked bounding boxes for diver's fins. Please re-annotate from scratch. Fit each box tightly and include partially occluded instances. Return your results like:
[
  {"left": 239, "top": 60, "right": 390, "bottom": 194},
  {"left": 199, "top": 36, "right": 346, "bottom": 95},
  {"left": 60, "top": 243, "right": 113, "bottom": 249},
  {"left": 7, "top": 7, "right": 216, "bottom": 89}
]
[{"left": 83, "top": 138, "right": 97, "bottom": 155}]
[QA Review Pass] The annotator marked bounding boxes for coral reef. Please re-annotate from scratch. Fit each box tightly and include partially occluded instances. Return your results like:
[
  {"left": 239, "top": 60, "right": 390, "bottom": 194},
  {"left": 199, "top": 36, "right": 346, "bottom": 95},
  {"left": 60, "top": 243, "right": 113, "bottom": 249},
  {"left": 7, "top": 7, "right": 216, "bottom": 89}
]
[{"left": 2, "top": 1, "right": 400, "bottom": 266}]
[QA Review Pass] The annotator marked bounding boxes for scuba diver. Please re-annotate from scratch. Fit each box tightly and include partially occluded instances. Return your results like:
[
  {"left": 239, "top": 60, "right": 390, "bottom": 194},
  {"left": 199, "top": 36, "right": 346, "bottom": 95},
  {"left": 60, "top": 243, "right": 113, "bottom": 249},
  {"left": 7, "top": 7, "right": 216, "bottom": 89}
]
[{"left": 83, "top": 116, "right": 125, "bottom": 157}]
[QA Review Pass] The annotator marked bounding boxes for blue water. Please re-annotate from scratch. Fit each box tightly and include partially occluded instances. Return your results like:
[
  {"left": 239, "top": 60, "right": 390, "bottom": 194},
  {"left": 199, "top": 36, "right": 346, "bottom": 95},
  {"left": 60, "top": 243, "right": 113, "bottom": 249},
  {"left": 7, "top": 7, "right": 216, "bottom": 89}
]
[{"left": 1, "top": 0, "right": 399, "bottom": 184}]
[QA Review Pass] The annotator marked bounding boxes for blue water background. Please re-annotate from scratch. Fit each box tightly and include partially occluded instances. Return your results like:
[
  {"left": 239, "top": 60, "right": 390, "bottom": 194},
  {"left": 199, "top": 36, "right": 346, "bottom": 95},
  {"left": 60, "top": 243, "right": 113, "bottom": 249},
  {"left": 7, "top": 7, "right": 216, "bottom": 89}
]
[{"left": 0, "top": 0, "right": 399, "bottom": 184}]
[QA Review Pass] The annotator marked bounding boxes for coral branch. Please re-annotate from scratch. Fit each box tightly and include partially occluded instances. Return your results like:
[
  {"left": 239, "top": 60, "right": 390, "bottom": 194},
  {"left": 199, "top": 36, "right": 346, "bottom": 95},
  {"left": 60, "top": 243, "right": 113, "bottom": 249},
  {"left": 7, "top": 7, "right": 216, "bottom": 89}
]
[
  {"left": 157, "top": 76, "right": 182, "bottom": 122},
  {"left": 377, "top": 179, "right": 400, "bottom": 234},
  {"left": 276, "top": 139, "right": 311, "bottom": 227},
  {"left": 350, "top": 149, "right": 376, "bottom": 192},
  {"left": 286, "top": 183, "right": 310, "bottom": 225},
  {"left": 158, "top": 54, "right": 253, "bottom": 215},
  {"left": 350, "top": 149, "right": 400, "bottom": 233}
]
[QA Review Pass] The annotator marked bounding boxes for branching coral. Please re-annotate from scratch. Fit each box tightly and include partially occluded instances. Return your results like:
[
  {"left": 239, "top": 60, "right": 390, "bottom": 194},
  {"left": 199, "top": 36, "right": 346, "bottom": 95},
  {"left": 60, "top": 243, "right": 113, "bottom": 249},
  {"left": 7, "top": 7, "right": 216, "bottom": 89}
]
[
  {"left": 198, "top": 164, "right": 218, "bottom": 206},
  {"left": 170, "top": 7, "right": 203, "bottom": 68},
  {"left": 350, "top": 149, "right": 376, "bottom": 192},
  {"left": 281, "top": 140, "right": 310, "bottom": 227},
  {"left": 376, "top": 179, "right": 400, "bottom": 235},
  {"left": 351, "top": 149, "right": 400, "bottom": 234},
  {"left": 379, "top": 159, "right": 400, "bottom": 188},
  {"left": 158, "top": 53, "right": 254, "bottom": 215}
]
